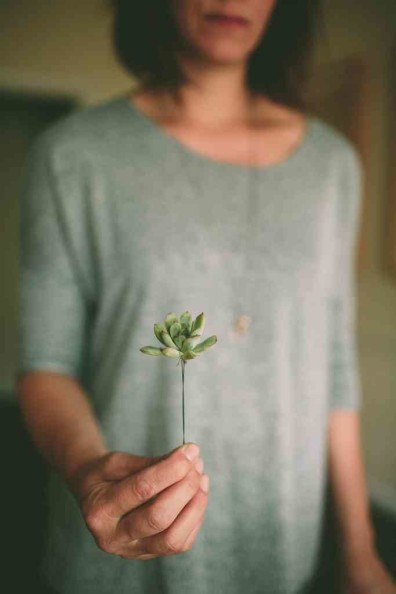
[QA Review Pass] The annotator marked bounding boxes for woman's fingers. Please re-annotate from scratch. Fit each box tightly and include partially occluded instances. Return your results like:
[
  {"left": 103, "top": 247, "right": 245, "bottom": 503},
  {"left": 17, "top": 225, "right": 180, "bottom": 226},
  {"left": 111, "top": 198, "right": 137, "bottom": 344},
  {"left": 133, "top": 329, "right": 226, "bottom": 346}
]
[
  {"left": 182, "top": 517, "right": 204, "bottom": 551},
  {"left": 79, "top": 445, "right": 208, "bottom": 561},
  {"left": 134, "top": 475, "right": 209, "bottom": 558},
  {"left": 104, "top": 444, "right": 200, "bottom": 520},
  {"left": 117, "top": 463, "right": 203, "bottom": 542}
]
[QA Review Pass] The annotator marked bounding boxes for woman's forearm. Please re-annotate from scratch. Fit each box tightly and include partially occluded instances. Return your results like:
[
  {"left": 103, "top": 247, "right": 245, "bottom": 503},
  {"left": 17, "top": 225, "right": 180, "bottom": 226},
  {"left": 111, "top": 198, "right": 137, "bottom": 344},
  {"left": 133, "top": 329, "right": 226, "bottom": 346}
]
[
  {"left": 327, "top": 409, "right": 376, "bottom": 567},
  {"left": 16, "top": 371, "right": 108, "bottom": 484}
]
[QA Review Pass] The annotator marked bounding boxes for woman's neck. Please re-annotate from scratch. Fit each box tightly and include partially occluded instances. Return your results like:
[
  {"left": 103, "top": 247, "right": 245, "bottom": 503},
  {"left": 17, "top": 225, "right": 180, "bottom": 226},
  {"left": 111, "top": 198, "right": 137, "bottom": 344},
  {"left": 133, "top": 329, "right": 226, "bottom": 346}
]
[
  {"left": 128, "top": 84, "right": 307, "bottom": 168},
  {"left": 132, "top": 53, "right": 284, "bottom": 132},
  {"left": 151, "top": 60, "right": 260, "bottom": 130},
  {"left": 129, "top": 81, "right": 301, "bottom": 135}
]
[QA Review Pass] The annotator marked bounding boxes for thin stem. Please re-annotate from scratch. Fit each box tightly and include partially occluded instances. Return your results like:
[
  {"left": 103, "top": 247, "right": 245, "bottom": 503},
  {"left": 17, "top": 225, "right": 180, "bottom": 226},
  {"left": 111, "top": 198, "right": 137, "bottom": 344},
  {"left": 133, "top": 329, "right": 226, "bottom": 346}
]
[{"left": 181, "top": 358, "right": 186, "bottom": 445}]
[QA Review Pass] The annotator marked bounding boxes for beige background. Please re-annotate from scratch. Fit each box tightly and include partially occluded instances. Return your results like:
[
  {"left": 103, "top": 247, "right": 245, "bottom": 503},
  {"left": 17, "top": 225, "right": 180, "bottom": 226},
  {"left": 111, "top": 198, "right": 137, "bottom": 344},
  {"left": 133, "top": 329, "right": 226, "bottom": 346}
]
[{"left": 0, "top": 0, "right": 395, "bottom": 513}]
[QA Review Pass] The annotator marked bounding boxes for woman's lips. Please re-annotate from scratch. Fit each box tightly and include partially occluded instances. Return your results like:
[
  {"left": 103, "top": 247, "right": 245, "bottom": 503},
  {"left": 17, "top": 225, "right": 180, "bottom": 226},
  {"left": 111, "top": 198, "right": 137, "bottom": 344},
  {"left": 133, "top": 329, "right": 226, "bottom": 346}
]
[{"left": 205, "top": 14, "right": 248, "bottom": 28}]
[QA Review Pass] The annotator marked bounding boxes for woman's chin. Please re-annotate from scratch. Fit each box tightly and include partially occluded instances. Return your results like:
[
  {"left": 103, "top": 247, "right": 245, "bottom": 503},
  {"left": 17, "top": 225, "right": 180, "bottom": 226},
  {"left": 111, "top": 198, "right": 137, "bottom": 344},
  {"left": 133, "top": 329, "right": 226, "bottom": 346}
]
[{"left": 183, "top": 43, "right": 252, "bottom": 67}]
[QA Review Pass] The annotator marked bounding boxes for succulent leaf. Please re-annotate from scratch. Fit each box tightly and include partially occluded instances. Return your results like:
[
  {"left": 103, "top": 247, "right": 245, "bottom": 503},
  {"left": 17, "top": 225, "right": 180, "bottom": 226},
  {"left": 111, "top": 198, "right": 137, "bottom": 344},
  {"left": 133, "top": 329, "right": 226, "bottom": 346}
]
[
  {"left": 180, "top": 311, "right": 193, "bottom": 334},
  {"left": 140, "top": 311, "right": 215, "bottom": 366},
  {"left": 182, "top": 350, "right": 198, "bottom": 361},
  {"left": 161, "top": 347, "right": 180, "bottom": 358},
  {"left": 164, "top": 312, "right": 179, "bottom": 332},
  {"left": 182, "top": 336, "right": 200, "bottom": 352},
  {"left": 154, "top": 323, "right": 168, "bottom": 345},
  {"left": 173, "top": 334, "right": 186, "bottom": 350},
  {"left": 161, "top": 331, "right": 178, "bottom": 349},
  {"left": 140, "top": 346, "right": 163, "bottom": 356},
  {"left": 170, "top": 322, "right": 182, "bottom": 340},
  {"left": 193, "top": 335, "right": 217, "bottom": 354},
  {"left": 190, "top": 312, "right": 205, "bottom": 337},
  {"left": 181, "top": 325, "right": 191, "bottom": 338}
]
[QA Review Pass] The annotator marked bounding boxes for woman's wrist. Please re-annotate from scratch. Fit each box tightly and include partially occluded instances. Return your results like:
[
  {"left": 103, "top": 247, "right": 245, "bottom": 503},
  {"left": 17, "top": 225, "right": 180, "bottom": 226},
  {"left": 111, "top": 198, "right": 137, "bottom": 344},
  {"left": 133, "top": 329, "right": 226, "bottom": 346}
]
[
  {"left": 339, "top": 526, "right": 377, "bottom": 577},
  {"left": 61, "top": 440, "right": 108, "bottom": 491}
]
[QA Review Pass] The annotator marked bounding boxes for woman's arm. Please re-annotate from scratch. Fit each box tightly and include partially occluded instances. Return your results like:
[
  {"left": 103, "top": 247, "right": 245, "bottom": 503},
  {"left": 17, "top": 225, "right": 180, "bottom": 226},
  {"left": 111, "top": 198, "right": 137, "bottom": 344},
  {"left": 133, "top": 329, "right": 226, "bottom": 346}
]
[
  {"left": 327, "top": 409, "right": 375, "bottom": 564},
  {"left": 16, "top": 370, "right": 209, "bottom": 561},
  {"left": 16, "top": 371, "right": 108, "bottom": 486},
  {"left": 327, "top": 410, "right": 396, "bottom": 593}
]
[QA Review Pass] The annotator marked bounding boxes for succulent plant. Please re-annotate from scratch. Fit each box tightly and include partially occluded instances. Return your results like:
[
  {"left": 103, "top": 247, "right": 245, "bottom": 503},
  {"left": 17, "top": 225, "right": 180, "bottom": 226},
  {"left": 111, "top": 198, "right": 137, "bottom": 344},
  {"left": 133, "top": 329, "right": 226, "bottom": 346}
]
[
  {"left": 140, "top": 311, "right": 217, "bottom": 363},
  {"left": 140, "top": 311, "right": 217, "bottom": 444}
]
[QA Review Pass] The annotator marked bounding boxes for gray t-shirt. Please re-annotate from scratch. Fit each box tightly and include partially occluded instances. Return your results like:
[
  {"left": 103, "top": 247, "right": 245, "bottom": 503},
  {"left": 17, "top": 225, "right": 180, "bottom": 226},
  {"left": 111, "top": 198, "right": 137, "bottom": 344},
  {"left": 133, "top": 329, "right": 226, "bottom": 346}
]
[{"left": 18, "top": 94, "right": 362, "bottom": 594}]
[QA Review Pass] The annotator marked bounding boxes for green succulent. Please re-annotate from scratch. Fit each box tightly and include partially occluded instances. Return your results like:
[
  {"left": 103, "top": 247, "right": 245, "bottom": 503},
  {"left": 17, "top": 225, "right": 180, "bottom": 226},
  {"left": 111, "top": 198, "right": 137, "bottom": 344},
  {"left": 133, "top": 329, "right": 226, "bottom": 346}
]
[
  {"left": 140, "top": 311, "right": 217, "bottom": 363},
  {"left": 140, "top": 311, "right": 217, "bottom": 444}
]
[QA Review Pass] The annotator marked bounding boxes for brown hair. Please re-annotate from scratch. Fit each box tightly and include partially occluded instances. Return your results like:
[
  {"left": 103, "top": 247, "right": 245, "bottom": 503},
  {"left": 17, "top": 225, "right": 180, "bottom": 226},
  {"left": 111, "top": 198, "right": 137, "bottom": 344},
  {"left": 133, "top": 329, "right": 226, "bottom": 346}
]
[{"left": 110, "top": 0, "right": 324, "bottom": 112}]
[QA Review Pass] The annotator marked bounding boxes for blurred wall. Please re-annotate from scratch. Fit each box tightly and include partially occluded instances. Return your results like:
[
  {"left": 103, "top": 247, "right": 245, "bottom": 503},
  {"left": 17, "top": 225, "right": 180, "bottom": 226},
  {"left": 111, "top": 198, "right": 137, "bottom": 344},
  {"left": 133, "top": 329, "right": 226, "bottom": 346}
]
[{"left": 0, "top": 0, "right": 395, "bottom": 512}]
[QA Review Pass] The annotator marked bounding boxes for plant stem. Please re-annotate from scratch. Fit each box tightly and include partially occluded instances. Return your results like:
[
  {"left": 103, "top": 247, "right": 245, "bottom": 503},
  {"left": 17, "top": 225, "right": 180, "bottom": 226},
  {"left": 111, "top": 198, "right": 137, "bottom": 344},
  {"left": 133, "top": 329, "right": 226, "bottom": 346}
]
[{"left": 181, "top": 358, "right": 186, "bottom": 445}]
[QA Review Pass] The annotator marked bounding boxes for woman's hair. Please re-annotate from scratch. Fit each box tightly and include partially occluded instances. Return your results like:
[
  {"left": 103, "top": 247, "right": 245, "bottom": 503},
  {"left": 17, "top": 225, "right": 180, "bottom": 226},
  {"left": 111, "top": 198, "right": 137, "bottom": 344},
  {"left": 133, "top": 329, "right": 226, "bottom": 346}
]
[{"left": 110, "top": 0, "right": 324, "bottom": 112}]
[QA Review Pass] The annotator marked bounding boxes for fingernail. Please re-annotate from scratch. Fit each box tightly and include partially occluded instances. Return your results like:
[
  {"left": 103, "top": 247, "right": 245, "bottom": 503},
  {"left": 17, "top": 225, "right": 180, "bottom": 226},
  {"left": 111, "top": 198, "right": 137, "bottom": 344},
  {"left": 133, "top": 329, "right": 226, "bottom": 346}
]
[
  {"left": 200, "top": 474, "right": 209, "bottom": 493},
  {"left": 194, "top": 458, "right": 204, "bottom": 474},
  {"left": 182, "top": 443, "right": 200, "bottom": 461}
]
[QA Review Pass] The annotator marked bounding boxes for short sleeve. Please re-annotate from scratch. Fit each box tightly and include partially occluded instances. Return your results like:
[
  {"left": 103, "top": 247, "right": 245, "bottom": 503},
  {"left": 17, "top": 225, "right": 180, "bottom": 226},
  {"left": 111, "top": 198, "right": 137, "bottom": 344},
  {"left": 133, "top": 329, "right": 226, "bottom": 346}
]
[
  {"left": 328, "top": 146, "right": 363, "bottom": 411},
  {"left": 17, "top": 133, "right": 90, "bottom": 382}
]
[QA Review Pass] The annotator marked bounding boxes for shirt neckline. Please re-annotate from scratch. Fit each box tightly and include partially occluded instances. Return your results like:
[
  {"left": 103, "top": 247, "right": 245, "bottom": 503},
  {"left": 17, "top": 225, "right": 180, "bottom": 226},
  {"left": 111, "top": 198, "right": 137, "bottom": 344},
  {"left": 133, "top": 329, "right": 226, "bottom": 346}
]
[{"left": 118, "top": 93, "right": 317, "bottom": 173}]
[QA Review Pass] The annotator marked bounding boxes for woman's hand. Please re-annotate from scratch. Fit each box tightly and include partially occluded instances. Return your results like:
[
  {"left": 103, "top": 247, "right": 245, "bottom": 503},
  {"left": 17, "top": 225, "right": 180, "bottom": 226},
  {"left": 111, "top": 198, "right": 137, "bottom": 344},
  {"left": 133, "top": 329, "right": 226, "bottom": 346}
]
[
  {"left": 340, "top": 550, "right": 396, "bottom": 594},
  {"left": 67, "top": 443, "right": 209, "bottom": 560}
]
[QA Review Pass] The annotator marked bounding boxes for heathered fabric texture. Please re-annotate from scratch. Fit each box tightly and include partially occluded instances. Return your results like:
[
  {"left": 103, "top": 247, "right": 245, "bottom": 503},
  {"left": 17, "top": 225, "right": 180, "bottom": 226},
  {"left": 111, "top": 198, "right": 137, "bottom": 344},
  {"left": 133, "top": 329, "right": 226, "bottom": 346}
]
[{"left": 18, "top": 94, "right": 363, "bottom": 594}]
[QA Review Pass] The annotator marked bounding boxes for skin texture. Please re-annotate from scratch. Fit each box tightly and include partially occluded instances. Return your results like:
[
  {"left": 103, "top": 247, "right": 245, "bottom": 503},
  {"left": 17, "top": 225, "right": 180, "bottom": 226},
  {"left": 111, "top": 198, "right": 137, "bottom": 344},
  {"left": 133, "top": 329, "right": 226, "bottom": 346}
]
[
  {"left": 71, "top": 446, "right": 208, "bottom": 560},
  {"left": 328, "top": 411, "right": 396, "bottom": 593}
]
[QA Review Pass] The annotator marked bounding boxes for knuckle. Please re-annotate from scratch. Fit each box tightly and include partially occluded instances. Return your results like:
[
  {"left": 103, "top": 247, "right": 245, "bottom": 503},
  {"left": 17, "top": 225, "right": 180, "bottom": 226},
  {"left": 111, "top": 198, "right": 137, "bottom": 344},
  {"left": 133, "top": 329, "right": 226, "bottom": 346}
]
[
  {"left": 173, "top": 454, "right": 192, "bottom": 479},
  {"left": 182, "top": 522, "right": 203, "bottom": 552},
  {"left": 183, "top": 540, "right": 195, "bottom": 552},
  {"left": 105, "top": 542, "right": 119, "bottom": 555},
  {"left": 95, "top": 534, "right": 113, "bottom": 553},
  {"left": 195, "top": 490, "right": 209, "bottom": 511},
  {"left": 132, "top": 476, "right": 155, "bottom": 502},
  {"left": 185, "top": 470, "right": 201, "bottom": 492},
  {"left": 146, "top": 507, "right": 170, "bottom": 532},
  {"left": 106, "top": 451, "right": 122, "bottom": 464},
  {"left": 162, "top": 535, "right": 181, "bottom": 555},
  {"left": 122, "top": 516, "right": 138, "bottom": 541},
  {"left": 103, "top": 451, "right": 124, "bottom": 472},
  {"left": 85, "top": 509, "right": 106, "bottom": 535},
  {"left": 117, "top": 541, "right": 142, "bottom": 560}
]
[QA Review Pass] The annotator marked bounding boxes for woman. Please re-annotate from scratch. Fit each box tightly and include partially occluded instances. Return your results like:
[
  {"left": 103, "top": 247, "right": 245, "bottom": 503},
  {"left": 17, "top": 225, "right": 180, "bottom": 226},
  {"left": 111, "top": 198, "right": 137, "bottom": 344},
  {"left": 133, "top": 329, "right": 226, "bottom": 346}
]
[{"left": 16, "top": 1, "right": 396, "bottom": 593}]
